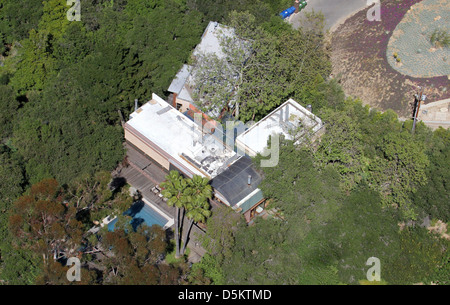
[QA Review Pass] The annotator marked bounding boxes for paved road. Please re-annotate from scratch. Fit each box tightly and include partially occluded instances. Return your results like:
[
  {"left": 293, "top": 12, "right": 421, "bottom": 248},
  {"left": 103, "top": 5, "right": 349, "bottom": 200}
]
[{"left": 289, "top": 0, "right": 370, "bottom": 31}]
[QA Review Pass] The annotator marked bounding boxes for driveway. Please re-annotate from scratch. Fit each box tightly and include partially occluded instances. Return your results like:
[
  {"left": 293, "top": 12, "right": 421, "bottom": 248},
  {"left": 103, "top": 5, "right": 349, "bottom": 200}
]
[{"left": 289, "top": 0, "right": 370, "bottom": 31}]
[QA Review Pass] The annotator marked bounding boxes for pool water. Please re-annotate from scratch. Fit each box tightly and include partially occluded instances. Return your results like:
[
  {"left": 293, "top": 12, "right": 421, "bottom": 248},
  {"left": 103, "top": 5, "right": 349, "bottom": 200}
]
[{"left": 107, "top": 200, "right": 168, "bottom": 231}]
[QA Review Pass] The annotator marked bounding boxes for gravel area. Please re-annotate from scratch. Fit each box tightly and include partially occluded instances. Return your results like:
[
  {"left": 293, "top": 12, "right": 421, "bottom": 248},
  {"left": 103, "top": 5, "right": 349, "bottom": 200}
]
[{"left": 387, "top": 0, "right": 450, "bottom": 77}]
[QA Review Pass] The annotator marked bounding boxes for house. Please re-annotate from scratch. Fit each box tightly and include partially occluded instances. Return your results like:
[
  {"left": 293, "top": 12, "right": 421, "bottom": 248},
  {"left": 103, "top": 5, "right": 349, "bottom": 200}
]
[
  {"left": 125, "top": 19, "right": 325, "bottom": 223},
  {"left": 124, "top": 93, "right": 266, "bottom": 222},
  {"left": 124, "top": 94, "right": 325, "bottom": 223}
]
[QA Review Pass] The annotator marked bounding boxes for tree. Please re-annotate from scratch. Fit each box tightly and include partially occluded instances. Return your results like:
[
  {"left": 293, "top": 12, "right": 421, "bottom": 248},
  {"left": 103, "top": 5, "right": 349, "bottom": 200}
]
[
  {"left": 8, "top": 29, "right": 57, "bottom": 94},
  {"left": 196, "top": 205, "right": 243, "bottom": 284},
  {"left": 190, "top": 10, "right": 332, "bottom": 122},
  {"left": 314, "top": 106, "right": 366, "bottom": 190},
  {"left": 38, "top": 0, "right": 71, "bottom": 40},
  {"left": 368, "top": 131, "right": 429, "bottom": 219},
  {"left": 0, "top": 0, "right": 43, "bottom": 45},
  {"left": 317, "top": 184, "right": 400, "bottom": 284},
  {"left": 186, "top": 0, "right": 292, "bottom": 25},
  {"left": 160, "top": 170, "right": 190, "bottom": 259},
  {"left": 98, "top": 221, "right": 177, "bottom": 285},
  {"left": 237, "top": 11, "right": 331, "bottom": 121},
  {"left": 66, "top": 171, "right": 133, "bottom": 229},
  {"left": 8, "top": 179, "right": 84, "bottom": 264},
  {"left": 218, "top": 140, "right": 343, "bottom": 285},
  {"left": 411, "top": 127, "right": 450, "bottom": 222},
  {"left": 0, "top": 148, "right": 25, "bottom": 205},
  {"left": 0, "top": 148, "right": 33, "bottom": 285},
  {"left": 190, "top": 12, "right": 254, "bottom": 119},
  {"left": 180, "top": 175, "right": 212, "bottom": 256},
  {"left": 0, "top": 85, "right": 20, "bottom": 139}
]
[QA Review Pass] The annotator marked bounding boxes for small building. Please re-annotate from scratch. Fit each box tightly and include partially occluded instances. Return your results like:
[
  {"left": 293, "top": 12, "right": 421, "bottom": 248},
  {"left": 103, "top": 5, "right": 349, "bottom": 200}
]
[{"left": 236, "top": 99, "right": 324, "bottom": 157}]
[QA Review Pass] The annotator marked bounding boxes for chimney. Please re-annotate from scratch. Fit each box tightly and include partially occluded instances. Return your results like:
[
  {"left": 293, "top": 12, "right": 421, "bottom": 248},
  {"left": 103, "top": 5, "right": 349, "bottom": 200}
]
[
  {"left": 306, "top": 104, "right": 312, "bottom": 113},
  {"left": 134, "top": 99, "right": 138, "bottom": 112},
  {"left": 248, "top": 175, "right": 252, "bottom": 186},
  {"left": 294, "top": 0, "right": 300, "bottom": 13},
  {"left": 285, "top": 104, "right": 290, "bottom": 121}
]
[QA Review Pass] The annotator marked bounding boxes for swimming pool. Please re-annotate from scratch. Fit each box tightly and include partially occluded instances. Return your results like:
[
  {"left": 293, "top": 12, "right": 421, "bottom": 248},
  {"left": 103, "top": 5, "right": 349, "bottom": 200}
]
[{"left": 107, "top": 199, "right": 171, "bottom": 231}]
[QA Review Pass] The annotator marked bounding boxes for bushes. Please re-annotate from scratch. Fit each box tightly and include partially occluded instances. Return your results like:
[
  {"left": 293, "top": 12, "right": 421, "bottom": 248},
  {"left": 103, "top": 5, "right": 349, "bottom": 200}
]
[{"left": 430, "top": 29, "right": 450, "bottom": 48}]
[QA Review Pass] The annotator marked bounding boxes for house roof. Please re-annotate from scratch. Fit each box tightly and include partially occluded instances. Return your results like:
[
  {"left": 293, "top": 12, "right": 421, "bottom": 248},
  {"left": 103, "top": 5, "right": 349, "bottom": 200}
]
[
  {"left": 236, "top": 99, "right": 324, "bottom": 156},
  {"left": 238, "top": 188, "right": 264, "bottom": 214},
  {"left": 167, "top": 21, "right": 240, "bottom": 114},
  {"left": 210, "top": 155, "right": 262, "bottom": 207},
  {"left": 126, "top": 93, "right": 237, "bottom": 179},
  {"left": 193, "top": 21, "right": 235, "bottom": 59},
  {"left": 167, "top": 64, "right": 192, "bottom": 95}
]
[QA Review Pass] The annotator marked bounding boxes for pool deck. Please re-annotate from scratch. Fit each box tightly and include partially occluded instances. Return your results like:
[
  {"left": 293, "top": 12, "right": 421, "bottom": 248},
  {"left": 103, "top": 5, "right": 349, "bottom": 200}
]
[{"left": 113, "top": 143, "right": 224, "bottom": 262}]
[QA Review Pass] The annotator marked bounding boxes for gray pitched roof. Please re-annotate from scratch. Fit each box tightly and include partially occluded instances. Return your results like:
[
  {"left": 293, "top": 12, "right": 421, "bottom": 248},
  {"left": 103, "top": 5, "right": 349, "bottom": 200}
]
[
  {"left": 167, "top": 64, "right": 192, "bottom": 95},
  {"left": 210, "top": 156, "right": 262, "bottom": 206}
]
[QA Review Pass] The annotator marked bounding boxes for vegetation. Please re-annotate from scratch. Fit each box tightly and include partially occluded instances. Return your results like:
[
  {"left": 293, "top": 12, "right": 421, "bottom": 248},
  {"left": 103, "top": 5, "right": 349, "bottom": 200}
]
[
  {"left": 430, "top": 28, "right": 450, "bottom": 48},
  {"left": 0, "top": 0, "right": 448, "bottom": 285},
  {"left": 192, "top": 10, "right": 331, "bottom": 121},
  {"left": 160, "top": 171, "right": 212, "bottom": 258},
  {"left": 198, "top": 123, "right": 449, "bottom": 284}
]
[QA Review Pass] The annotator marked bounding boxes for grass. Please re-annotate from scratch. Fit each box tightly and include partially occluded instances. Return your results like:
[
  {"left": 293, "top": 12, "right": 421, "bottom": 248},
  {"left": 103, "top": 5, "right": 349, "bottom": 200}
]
[{"left": 165, "top": 240, "right": 190, "bottom": 264}]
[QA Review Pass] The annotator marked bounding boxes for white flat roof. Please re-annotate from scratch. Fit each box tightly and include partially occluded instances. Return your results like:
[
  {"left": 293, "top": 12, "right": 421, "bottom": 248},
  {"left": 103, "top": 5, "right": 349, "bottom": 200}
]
[
  {"left": 236, "top": 99, "right": 323, "bottom": 156},
  {"left": 127, "top": 93, "right": 237, "bottom": 178}
]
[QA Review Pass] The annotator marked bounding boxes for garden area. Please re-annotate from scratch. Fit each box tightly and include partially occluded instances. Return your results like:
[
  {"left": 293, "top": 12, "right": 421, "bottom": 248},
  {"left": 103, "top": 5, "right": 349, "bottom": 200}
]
[{"left": 330, "top": 0, "right": 450, "bottom": 119}]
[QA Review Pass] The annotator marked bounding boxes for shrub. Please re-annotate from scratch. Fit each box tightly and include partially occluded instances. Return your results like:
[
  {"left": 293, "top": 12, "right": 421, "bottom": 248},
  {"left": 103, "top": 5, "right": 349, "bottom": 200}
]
[{"left": 430, "top": 29, "right": 450, "bottom": 48}]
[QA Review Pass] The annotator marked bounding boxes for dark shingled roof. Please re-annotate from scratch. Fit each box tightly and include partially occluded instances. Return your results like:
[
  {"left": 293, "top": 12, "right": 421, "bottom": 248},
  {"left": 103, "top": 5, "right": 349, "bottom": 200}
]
[{"left": 211, "top": 156, "right": 262, "bottom": 206}]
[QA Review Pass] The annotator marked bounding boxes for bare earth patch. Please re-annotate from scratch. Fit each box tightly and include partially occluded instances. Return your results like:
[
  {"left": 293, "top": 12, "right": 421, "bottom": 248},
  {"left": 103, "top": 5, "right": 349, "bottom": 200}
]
[
  {"left": 330, "top": 0, "right": 450, "bottom": 118},
  {"left": 428, "top": 220, "right": 450, "bottom": 240}
]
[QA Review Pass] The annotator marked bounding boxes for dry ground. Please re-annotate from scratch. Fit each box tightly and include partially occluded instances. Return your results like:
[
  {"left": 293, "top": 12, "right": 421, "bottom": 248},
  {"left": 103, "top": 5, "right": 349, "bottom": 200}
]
[{"left": 330, "top": 0, "right": 449, "bottom": 118}]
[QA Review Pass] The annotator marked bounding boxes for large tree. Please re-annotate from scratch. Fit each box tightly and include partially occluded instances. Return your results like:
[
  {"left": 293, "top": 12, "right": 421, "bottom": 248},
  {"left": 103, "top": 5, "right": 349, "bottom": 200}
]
[
  {"left": 190, "top": 10, "right": 331, "bottom": 122},
  {"left": 8, "top": 179, "right": 84, "bottom": 264},
  {"left": 181, "top": 175, "right": 212, "bottom": 256},
  {"left": 160, "top": 170, "right": 190, "bottom": 259}
]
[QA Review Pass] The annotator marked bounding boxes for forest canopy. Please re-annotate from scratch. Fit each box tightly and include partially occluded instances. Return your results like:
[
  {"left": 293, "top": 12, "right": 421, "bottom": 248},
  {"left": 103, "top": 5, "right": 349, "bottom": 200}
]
[{"left": 0, "top": 0, "right": 448, "bottom": 285}]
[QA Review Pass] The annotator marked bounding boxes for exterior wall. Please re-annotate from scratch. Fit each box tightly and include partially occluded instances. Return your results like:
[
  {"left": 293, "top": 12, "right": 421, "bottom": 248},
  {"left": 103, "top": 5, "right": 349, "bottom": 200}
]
[
  {"left": 243, "top": 198, "right": 267, "bottom": 223},
  {"left": 174, "top": 96, "right": 192, "bottom": 113},
  {"left": 124, "top": 128, "right": 170, "bottom": 170},
  {"left": 174, "top": 97, "right": 220, "bottom": 133}
]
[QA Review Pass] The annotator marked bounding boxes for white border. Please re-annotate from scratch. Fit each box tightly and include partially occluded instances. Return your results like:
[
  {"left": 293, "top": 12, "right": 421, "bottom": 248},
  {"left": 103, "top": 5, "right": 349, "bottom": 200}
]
[
  {"left": 101, "top": 198, "right": 174, "bottom": 230},
  {"left": 142, "top": 198, "right": 174, "bottom": 229}
]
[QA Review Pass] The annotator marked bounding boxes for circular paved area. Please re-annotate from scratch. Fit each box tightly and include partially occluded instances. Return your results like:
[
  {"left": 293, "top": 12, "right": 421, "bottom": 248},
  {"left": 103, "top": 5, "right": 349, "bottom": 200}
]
[{"left": 387, "top": 0, "right": 450, "bottom": 78}]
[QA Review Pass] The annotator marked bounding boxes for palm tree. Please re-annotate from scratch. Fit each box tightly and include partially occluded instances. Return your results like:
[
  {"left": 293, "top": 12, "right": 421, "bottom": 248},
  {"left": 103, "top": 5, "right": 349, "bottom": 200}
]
[
  {"left": 180, "top": 175, "right": 212, "bottom": 256},
  {"left": 160, "top": 170, "right": 189, "bottom": 259}
]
